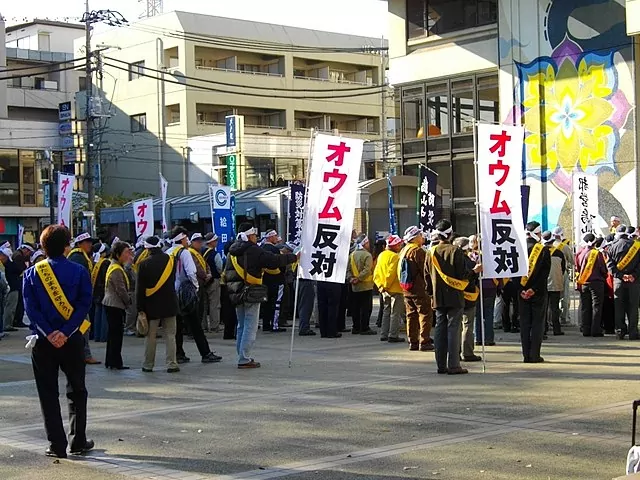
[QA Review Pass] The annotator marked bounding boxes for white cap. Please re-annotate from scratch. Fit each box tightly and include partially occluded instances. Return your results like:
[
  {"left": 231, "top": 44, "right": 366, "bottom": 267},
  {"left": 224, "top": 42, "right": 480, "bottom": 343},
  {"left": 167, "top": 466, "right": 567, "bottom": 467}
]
[
  {"left": 190, "top": 233, "right": 203, "bottom": 242},
  {"left": 75, "top": 232, "right": 91, "bottom": 244},
  {"left": 0, "top": 242, "right": 13, "bottom": 261},
  {"left": 403, "top": 226, "right": 421, "bottom": 242}
]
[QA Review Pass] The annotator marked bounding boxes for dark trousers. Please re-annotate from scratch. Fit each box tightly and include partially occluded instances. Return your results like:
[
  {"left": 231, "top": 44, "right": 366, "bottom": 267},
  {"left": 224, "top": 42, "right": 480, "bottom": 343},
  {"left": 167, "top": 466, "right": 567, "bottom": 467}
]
[
  {"left": 434, "top": 307, "right": 463, "bottom": 371},
  {"left": 297, "top": 279, "right": 315, "bottom": 332},
  {"left": 350, "top": 289, "right": 373, "bottom": 333},
  {"left": 519, "top": 295, "right": 546, "bottom": 361},
  {"left": 176, "top": 309, "right": 211, "bottom": 358},
  {"left": 580, "top": 282, "right": 604, "bottom": 336},
  {"left": 545, "top": 291, "right": 563, "bottom": 335},
  {"left": 262, "top": 283, "right": 281, "bottom": 330},
  {"left": 602, "top": 292, "right": 615, "bottom": 334},
  {"left": 317, "top": 281, "right": 341, "bottom": 337},
  {"left": 613, "top": 279, "right": 640, "bottom": 338},
  {"left": 104, "top": 306, "right": 125, "bottom": 368},
  {"left": 337, "top": 283, "right": 348, "bottom": 331},
  {"left": 32, "top": 332, "right": 87, "bottom": 451},
  {"left": 376, "top": 291, "right": 384, "bottom": 328},
  {"left": 501, "top": 283, "right": 520, "bottom": 331},
  {"left": 13, "top": 289, "right": 24, "bottom": 327},
  {"left": 220, "top": 284, "right": 237, "bottom": 340}
]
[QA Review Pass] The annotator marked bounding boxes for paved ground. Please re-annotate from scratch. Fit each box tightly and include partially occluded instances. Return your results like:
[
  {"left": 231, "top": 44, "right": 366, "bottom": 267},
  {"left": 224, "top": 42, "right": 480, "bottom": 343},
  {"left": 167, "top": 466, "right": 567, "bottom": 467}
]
[{"left": 0, "top": 312, "right": 637, "bottom": 480}]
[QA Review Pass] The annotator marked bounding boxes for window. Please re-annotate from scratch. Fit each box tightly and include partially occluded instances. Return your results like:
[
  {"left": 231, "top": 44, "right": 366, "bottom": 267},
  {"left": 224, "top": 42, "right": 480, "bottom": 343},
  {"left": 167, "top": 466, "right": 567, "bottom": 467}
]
[
  {"left": 130, "top": 113, "right": 147, "bottom": 133},
  {"left": 452, "top": 158, "right": 475, "bottom": 198},
  {"left": 406, "top": 0, "right": 498, "bottom": 39},
  {"left": 427, "top": 93, "right": 449, "bottom": 136},
  {"left": 451, "top": 79, "right": 474, "bottom": 135},
  {"left": 245, "top": 157, "right": 274, "bottom": 189},
  {"left": 79, "top": 76, "right": 87, "bottom": 91},
  {"left": 20, "top": 151, "right": 36, "bottom": 206},
  {"left": 402, "top": 96, "right": 424, "bottom": 140},
  {"left": 237, "top": 64, "right": 261, "bottom": 73},
  {"left": 129, "top": 61, "right": 145, "bottom": 81},
  {"left": 0, "top": 149, "right": 20, "bottom": 206}
]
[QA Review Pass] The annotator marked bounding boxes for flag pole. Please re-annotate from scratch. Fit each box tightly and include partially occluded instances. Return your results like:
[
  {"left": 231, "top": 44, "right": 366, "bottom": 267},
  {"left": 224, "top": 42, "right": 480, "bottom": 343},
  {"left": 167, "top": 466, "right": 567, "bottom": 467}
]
[
  {"left": 289, "top": 128, "right": 315, "bottom": 368},
  {"left": 472, "top": 118, "right": 487, "bottom": 373}
]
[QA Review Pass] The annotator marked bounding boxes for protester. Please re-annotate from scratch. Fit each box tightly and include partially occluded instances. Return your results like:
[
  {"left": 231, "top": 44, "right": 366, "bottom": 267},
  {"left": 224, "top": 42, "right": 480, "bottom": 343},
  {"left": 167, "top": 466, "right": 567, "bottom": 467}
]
[
  {"left": 606, "top": 225, "right": 640, "bottom": 340},
  {"left": 552, "top": 227, "right": 573, "bottom": 325},
  {"left": 610, "top": 216, "right": 621, "bottom": 234},
  {"left": 30, "top": 249, "right": 46, "bottom": 265},
  {"left": 67, "top": 233, "right": 100, "bottom": 365},
  {"left": 188, "top": 233, "right": 212, "bottom": 336},
  {"left": 372, "top": 238, "right": 387, "bottom": 329},
  {"left": 136, "top": 236, "right": 179, "bottom": 373},
  {"left": 22, "top": 225, "right": 94, "bottom": 458},
  {"left": 168, "top": 227, "right": 221, "bottom": 364},
  {"left": 102, "top": 241, "right": 133, "bottom": 370},
  {"left": 91, "top": 243, "right": 110, "bottom": 343},
  {"left": 220, "top": 240, "right": 238, "bottom": 340},
  {"left": 203, "top": 233, "right": 223, "bottom": 334},
  {"left": 425, "top": 220, "right": 481, "bottom": 375},
  {"left": 261, "top": 230, "right": 287, "bottom": 332},
  {"left": 373, "top": 234, "right": 405, "bottom": 343},
  {"left": 453, "top": 236, "right": 482, "bottom": 362},
  {"left": 2, "top": 242, "right": 23, "bottom": 333},
  {"left": 316, "top": 280, "right": 343, "bottom": 339},
  {"left": 576, "top": 233, "right": 608, "bottom": 337},
  {"left": 398, "top": 226, "right": 433, "bottom": 351},
  {"left": 11, "top": 243, "right": 34, "bottom": 328},
  {"left": 542, "top": 231, "right": 566, "bottom": 336},
  {"left": 0, "top": 243, "right": 12, "bottom": 339},
  {"left": 520, "top": 222, "right": 552, "bottom": 363},
  {"left": 225, "top": 223, "right": 298, "bottom": 368},
  {"left": 347, "top": 235, "right": 377, "bottom": 335}
]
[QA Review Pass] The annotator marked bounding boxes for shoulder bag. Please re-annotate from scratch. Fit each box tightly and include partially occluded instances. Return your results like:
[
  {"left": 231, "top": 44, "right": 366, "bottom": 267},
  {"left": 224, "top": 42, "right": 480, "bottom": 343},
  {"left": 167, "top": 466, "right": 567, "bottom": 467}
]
[{"left": 241, "top": 251, "right": 269, "bottom": 304}]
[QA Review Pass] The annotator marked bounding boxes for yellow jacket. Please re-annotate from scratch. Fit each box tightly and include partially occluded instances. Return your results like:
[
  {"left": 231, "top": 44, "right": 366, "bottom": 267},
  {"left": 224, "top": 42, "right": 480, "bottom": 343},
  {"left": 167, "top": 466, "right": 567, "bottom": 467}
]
[{"left": 373, "top": 249, "right": 402, "bottom": 294}]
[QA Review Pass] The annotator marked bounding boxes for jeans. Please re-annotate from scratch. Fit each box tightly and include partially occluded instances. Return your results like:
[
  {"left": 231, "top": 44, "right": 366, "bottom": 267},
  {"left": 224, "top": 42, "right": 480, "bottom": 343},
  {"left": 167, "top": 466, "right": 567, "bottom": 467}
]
[
  {"left": 380, "top": 292, "right": 404, "bottom": 339},
  {"left": 93, "top": 303, "right": 108, "bottom": 342},
  {"left": 143, "top": 317, "right": 178, "bottom": 370},
  {"left": 434, "top": 307, "right": 463, "bottom": 371},
  {"left": 580, "top": 282, "right": 604, "bottom": 336},
  {"left": 236, "top": 302, "right": 261, "bottom": 365},
  {"left": 297, "top": 279, "right": 315, "bottom": 332},
  {"left": 475, "top": 292, "right": 496, "bottom": 343}
]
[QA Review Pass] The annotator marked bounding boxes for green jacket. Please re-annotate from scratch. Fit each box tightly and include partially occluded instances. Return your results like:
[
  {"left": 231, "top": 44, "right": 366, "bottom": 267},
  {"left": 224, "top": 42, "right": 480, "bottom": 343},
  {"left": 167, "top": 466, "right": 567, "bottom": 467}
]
[{"left": 347, "top": 249, "right": 374, "bottom": 292}]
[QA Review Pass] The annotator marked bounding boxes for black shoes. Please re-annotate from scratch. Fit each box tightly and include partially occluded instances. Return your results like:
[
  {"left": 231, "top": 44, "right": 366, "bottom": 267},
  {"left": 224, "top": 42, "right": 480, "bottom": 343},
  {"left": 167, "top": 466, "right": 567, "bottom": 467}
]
[
  {"left": 45, "top": 445, "right": 67, "bottom": 458},
  {"left": 553, "top": 332, "right": 565, "bottom": 336},
  {"left": 388, "top": 337, "right": 406, "bottom": 343},
  {"left": 142, "top": 368, "right": 153, "bottom": 373},
  {"left": 107, "top": 366, "right": 130, "bottom": 370},
  {"left": 524, "top": 357, "right": 545, "bottom": 363},
  {"left": 299, "top": 329, "right": 317, "bottom": 336},
  {"left": 177, "top": 355, "right": 191, "bottom": 364},
  {"left": 321, "top": 333, "right": 342, "bottom": 338},
  {"left": 70, "top": 439, "right": 94, "bottom": 456},
  {"left": 360, "top": 329, "right": 377, "bottom": 336},
  {"left": 409, "top": 344, "right": 419, "bottom": 351},
  {"left": 463, "top": 355, "right": 482, "bottom": 362},
  {"left": 420, "top": 343, "right": 435, "bottom": 352},
  {"left": 167, "top": 367, "right": 180, "bottom": 373},
  {"left": 202, "top": 352, "right": 222, "bottom": 363}
]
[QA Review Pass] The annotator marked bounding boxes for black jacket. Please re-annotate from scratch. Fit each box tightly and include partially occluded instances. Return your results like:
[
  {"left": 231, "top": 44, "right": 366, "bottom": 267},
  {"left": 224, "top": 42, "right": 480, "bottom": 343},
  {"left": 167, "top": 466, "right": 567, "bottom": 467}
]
[
  {"left": 262, "top": 243, "right": 285, "bottom": 285},
  {"left": 92, "top": 258, "right": 109, "bottom": 302},
  {"left": 463, "top": 255, "right": 479, "bottom": 309},
  {"left": 136, "top": 249, "right": 178, "bottom": 320},
  {"left": 5, "top": 255, "right": 25, "bottom": 292},
  {"left": 225, "top": 240, "right": 296, "bottom": 305},
  {"left": 520, "top": 238, "right": 551, "bottom": 299},
  {"left": 607, "top": 237, "right": 640, "bottom": 282}
]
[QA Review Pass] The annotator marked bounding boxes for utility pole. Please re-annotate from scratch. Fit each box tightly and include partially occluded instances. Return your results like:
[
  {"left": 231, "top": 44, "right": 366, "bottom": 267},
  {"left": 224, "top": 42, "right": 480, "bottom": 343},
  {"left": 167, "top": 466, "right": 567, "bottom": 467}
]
[
  {"left": 380, "top": 36, "right": 388, "bottom": 177},
  {"left": 85, "top": 0, "right": 94, "bottom": 222}
]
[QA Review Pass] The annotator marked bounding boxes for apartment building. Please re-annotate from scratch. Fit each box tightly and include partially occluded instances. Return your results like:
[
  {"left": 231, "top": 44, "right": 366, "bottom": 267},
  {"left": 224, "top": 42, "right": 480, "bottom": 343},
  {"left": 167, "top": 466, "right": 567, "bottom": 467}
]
[
  {"left": 87, "top": 11, "right": 393, "bottom": 197},
  {"left": 388, "top": 0, "right": 639, "bottom": 235},
  {"left": 0, "top": 18, "right": 83, "bottom": 245}
]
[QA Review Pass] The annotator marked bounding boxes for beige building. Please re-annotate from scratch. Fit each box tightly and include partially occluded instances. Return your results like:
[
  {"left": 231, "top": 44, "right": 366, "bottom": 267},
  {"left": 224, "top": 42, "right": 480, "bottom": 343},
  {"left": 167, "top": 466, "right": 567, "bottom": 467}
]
[{"left": 86, "top": 11, "right": 393, "bottom": 197}]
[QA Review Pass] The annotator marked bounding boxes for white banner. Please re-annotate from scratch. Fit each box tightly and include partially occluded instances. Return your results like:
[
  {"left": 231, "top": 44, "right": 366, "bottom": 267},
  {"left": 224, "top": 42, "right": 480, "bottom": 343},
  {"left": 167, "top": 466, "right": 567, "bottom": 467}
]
[
  {"left": 133, "top": 198, "right": 154, "bottom": 238},
  {"left": 572, "top": 173, "right": 599, "bottom": 243},
  {"left": 299, "top": 134, "right": 363, "bottom": 283},
  {"left": 160, "top": 174, "right": 168, "bottom": 234},
  {"left": 17, "top": 224, "right": 24, "bottom": 248},
  {"left": 57, "top": 173, "right": 74, "bottom": 228},
  {"left": 477, "top": 123, "right": 528, "bottom": 279}
]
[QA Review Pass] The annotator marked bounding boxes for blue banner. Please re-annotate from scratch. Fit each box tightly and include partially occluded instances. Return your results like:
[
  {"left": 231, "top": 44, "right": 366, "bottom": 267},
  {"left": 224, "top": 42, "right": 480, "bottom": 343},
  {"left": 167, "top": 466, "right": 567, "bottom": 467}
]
[
  {"left": 387, "top": 175, "right": 398, "bottom": 235},
  {"left": 418, "top": 165, "right": 438, "bottom": 233},
  {"left": 521, "top": 185, "right": 531, "bottom": 227},
  {"left": 288, "top": 182, "right": 306, "bottom": 244},
  {"left": 211, "top": 186, "right": 234, "bottom": 253}
]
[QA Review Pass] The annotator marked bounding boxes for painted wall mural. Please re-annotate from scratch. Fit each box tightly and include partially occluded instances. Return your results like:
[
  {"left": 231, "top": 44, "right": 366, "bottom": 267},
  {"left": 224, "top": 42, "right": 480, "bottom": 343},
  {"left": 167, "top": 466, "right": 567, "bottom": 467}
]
[{"left": 499, "top": 0, "right": 636, "bottom": 236}]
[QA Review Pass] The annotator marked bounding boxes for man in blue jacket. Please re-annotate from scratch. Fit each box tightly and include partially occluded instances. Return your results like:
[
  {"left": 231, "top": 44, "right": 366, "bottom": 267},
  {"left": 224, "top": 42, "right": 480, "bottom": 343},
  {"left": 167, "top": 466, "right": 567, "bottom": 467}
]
[{"left": 22, "top": 225, "right": 94, "bottom": 458}]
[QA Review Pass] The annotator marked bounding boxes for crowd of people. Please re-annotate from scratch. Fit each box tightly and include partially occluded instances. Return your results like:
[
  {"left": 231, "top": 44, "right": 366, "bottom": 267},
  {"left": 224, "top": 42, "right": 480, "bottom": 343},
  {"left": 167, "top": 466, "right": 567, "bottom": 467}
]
[{"left": 2, "top": 213, "right": 640, "bottom": 458}]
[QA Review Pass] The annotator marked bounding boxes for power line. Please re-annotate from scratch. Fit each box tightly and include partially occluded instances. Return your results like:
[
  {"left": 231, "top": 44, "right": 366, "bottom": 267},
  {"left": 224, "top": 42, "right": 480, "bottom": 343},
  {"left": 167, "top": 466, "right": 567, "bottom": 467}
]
[
  {"left": 1, "top": 56, "right": 88, "bottom": 73},
  {"left": 0, "top": 62, "right": 87, "bottom": 81}
]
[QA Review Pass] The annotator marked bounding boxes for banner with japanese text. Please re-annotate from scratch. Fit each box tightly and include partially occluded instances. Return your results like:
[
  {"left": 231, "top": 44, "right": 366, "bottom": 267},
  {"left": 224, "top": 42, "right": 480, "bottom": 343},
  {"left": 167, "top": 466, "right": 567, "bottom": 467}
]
[
  {"left": 160, "top": 174, "right": 168, "bottom": 234},
  {"left": 299, "top": 134, "right": 363, "bottom": 283},
  {"left": 572, "top": 173, "right": 599, "bottom": 243},
  {"left": 288, "top": 182, "right": 306, "bottom": 244},
  {"left": 57, "top": 173, "right": 74, "bottom": 228},
  {"left": 17, "top": 224, "right": 24, "bottom": 248},
  {"left": 210, "top": 185, "right": 233, "bottom": 252},
  {"left": 418, "top": 165, "right": 438, "bottom": 234},
  {"left": 133, "top": 198, "right": 154, "bottom": 238},
  {"left": 477, "top": 123, "right": 528, "bottom": 279},
  {"left": 387, "top": 176, "right": 398, "bottom": 235}
]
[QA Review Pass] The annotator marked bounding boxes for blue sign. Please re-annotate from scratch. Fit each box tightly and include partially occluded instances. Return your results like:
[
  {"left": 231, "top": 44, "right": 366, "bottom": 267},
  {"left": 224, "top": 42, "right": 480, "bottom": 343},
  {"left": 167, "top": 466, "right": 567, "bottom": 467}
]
[
  {"left": 288, "top": 183, "right": 306, "bottom": 244},
  {"left": 212, "top": 186, "right": 234, "bottom": 253},
  {"left": 387, "top": 176, "right": 398, "bottom": 235},
  {"left": 225, "top": 116, "right": 236, "bottom": 148}
]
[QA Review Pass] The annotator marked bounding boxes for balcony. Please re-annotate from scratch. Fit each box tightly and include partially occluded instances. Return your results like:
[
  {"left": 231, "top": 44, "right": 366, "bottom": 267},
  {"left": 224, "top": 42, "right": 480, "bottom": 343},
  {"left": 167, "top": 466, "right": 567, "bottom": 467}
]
[
  {"left": 194, "top": 46, "right": 285, "bottom": 77},
  {"left": 294, "top": 111, "right": 380, "bottom": 136},
  {"left": 6, "top": 48, "right": 74, "bottom": 63},
  {"left": 293, "top": 58, "right": 378, "bottom": 86}
]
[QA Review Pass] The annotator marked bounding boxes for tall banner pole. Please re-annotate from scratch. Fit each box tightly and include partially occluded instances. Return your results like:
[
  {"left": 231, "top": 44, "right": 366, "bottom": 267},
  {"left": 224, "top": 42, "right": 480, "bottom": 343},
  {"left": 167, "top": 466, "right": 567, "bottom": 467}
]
[
  {"left": 472, "top": 119, "right": 487, "bottom": 373},
  {"left": 289, "top": 128, "right": 315, "bottom": 368}
]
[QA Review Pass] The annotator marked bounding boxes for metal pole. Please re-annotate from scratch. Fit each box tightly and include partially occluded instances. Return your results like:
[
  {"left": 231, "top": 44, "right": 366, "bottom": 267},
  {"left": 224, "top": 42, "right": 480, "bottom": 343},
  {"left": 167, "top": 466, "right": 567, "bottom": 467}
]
[
  {"left": 472, "top": 118, "right": 487, "bottom": 373},
  {"left": 156, "top": 37, "right": 165, "bottom": 178},
  {"left": 289, "top": 128, "right": 315, "bottom": 368},
  {"left": 85, "top": 0, "right": 94, "bottom": 223},
  {"left": 49, "top": 160, "right": 55, "bottom": 225},
  {"left": 380, "top": 36, "right": 387, "bottom": 177}
]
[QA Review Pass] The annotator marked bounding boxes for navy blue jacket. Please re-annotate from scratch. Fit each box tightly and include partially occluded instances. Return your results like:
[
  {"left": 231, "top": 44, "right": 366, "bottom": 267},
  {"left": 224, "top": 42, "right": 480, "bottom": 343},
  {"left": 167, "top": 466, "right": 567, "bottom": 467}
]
[{"left": 23, "top": 256, "right": 93, "bottom": 337}]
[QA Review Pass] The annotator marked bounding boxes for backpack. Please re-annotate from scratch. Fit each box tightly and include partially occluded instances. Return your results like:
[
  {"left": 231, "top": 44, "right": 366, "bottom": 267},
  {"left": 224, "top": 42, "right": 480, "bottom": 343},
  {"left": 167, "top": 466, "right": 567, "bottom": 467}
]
[
  {"left": 173, "top": 247, "right": 198, "bottom": 315},
  {"left": 399, "top": 255, "right": 413, "bottom": 292}
]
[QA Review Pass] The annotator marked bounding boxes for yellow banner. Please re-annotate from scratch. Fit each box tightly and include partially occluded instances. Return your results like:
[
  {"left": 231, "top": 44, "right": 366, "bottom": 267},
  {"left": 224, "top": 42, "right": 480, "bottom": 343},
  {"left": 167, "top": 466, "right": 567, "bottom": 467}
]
[
  {"left": 133, "top": 249, "right": 150, "bottom": 272},
  {"left": 617, "top": 240, "right": 640, "bottom": 272},
  {"left": 521, "top": 243, "right": 544, "bottom": 287},
  {"left": 35, "top": 261, "right": 74, "bottom": 321},
  {"left": 577, "top": 248, "right": 599, "bottom": 286},
  {"left": 145, "top": 255, "right": 174, "bottom": 297},
  {"left": 230, "top": 255, "right": 263, "bottom": 285},
  {"left": 106, "top": 263, "right": 130, "bottom": 290},
  {"left": 91, "top": 258, "right": 107, "bottom": 287},
  {"left": 429, "top": 246, "right": 469, "bottom": 291},
  {"left": 189, "top": 247, "right": 207, "bottom": 271},
  {"left": 464, "top": 287, "right": 479, "bottom": 302}
]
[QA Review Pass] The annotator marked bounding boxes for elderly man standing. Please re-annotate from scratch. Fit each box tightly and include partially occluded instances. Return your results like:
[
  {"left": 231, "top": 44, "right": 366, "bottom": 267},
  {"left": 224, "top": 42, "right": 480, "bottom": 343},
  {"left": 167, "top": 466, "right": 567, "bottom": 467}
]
[
  {"left": 347, "top": 235, "right": 377, "bottom": 336},
  {"left": 552, "top": 227, "right": 573, "bottom": 325},
  {"left": 203, "top": 233, "right": 223, "bottom": 333},
  {"left": 610, "top": 216, "right": 621, "bottom": 234},
  {"left": 399, "top": 226, "right": 433, "bottom": 351},
  {"left": 373, "top": 234, "right": 405, "bottom": 343},
  {"left": 262, "top": 230, "right": 287, "bottom": 333}
]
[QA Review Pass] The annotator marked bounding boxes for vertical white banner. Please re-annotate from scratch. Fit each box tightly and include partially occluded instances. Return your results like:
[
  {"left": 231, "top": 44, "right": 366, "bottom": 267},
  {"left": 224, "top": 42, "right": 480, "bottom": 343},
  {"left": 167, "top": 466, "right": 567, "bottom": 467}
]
[
  {"left": 17, "top": 224, "right": 24, "bottom": 248},
  {"left": 57, "top": 173, "right": 74, "bottom": 228},
  {"left": 160, "top": 174, "right": 168, "bottom": 234},
  {"left": 477, "top": 123, "right": 528, "bottom": 279},
  {"left": 572, "top": 173, "right": 599, "bottom": 243},
  {"left": 133, "top": 198, "right": 154, "bottom": 238},
  {"left": 299, "top": 134, "right": 363, "bottom": 283}
]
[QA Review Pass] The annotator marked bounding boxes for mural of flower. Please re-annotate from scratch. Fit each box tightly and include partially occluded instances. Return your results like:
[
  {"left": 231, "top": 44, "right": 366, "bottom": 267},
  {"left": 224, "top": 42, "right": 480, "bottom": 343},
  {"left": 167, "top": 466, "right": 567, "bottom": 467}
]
[{"left": 516, "top": 37, "right": 631, "bottom": 193}]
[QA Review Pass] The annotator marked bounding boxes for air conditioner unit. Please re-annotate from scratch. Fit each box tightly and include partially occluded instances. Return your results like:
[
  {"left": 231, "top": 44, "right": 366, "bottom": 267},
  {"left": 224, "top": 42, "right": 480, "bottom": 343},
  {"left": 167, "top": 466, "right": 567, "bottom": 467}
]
[{"left": 332, "top": 129, "right": 339, "bottom": 135}]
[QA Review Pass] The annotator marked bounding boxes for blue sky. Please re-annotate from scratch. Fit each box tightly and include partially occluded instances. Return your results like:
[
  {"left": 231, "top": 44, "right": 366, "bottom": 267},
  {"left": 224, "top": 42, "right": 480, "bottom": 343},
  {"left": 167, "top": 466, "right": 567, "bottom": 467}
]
[{"left": 3, "top": 0, "right": 388, "bottom": 38}]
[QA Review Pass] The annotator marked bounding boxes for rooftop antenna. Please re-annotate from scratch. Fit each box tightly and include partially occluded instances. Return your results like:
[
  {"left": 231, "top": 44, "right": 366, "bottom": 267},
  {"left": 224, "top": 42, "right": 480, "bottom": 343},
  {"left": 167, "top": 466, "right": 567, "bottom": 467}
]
[{"left": 139, "top": 0, "right": 163, "bottom": 19}]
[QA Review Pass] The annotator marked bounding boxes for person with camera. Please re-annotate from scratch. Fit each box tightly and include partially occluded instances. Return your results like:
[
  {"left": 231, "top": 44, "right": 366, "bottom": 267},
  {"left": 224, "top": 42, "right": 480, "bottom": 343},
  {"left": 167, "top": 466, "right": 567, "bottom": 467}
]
[{"left": 225, "top": 223, "right": 298, "bottom": 369}]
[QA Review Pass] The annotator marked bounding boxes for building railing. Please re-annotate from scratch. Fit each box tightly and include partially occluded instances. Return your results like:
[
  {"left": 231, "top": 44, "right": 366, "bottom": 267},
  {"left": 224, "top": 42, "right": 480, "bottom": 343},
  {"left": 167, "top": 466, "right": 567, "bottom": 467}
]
[
  {"left": 195, "top": 65, "right": 284, "bottom": 77},
  {"left": 6, "top": 48, "right": 74, "bottom": 63},
  {"left": 197, "top": 119, "right": 285, "bottom": 129},
  {"left": 293, "top": 74, "right": 373, "bottom": 86}
]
